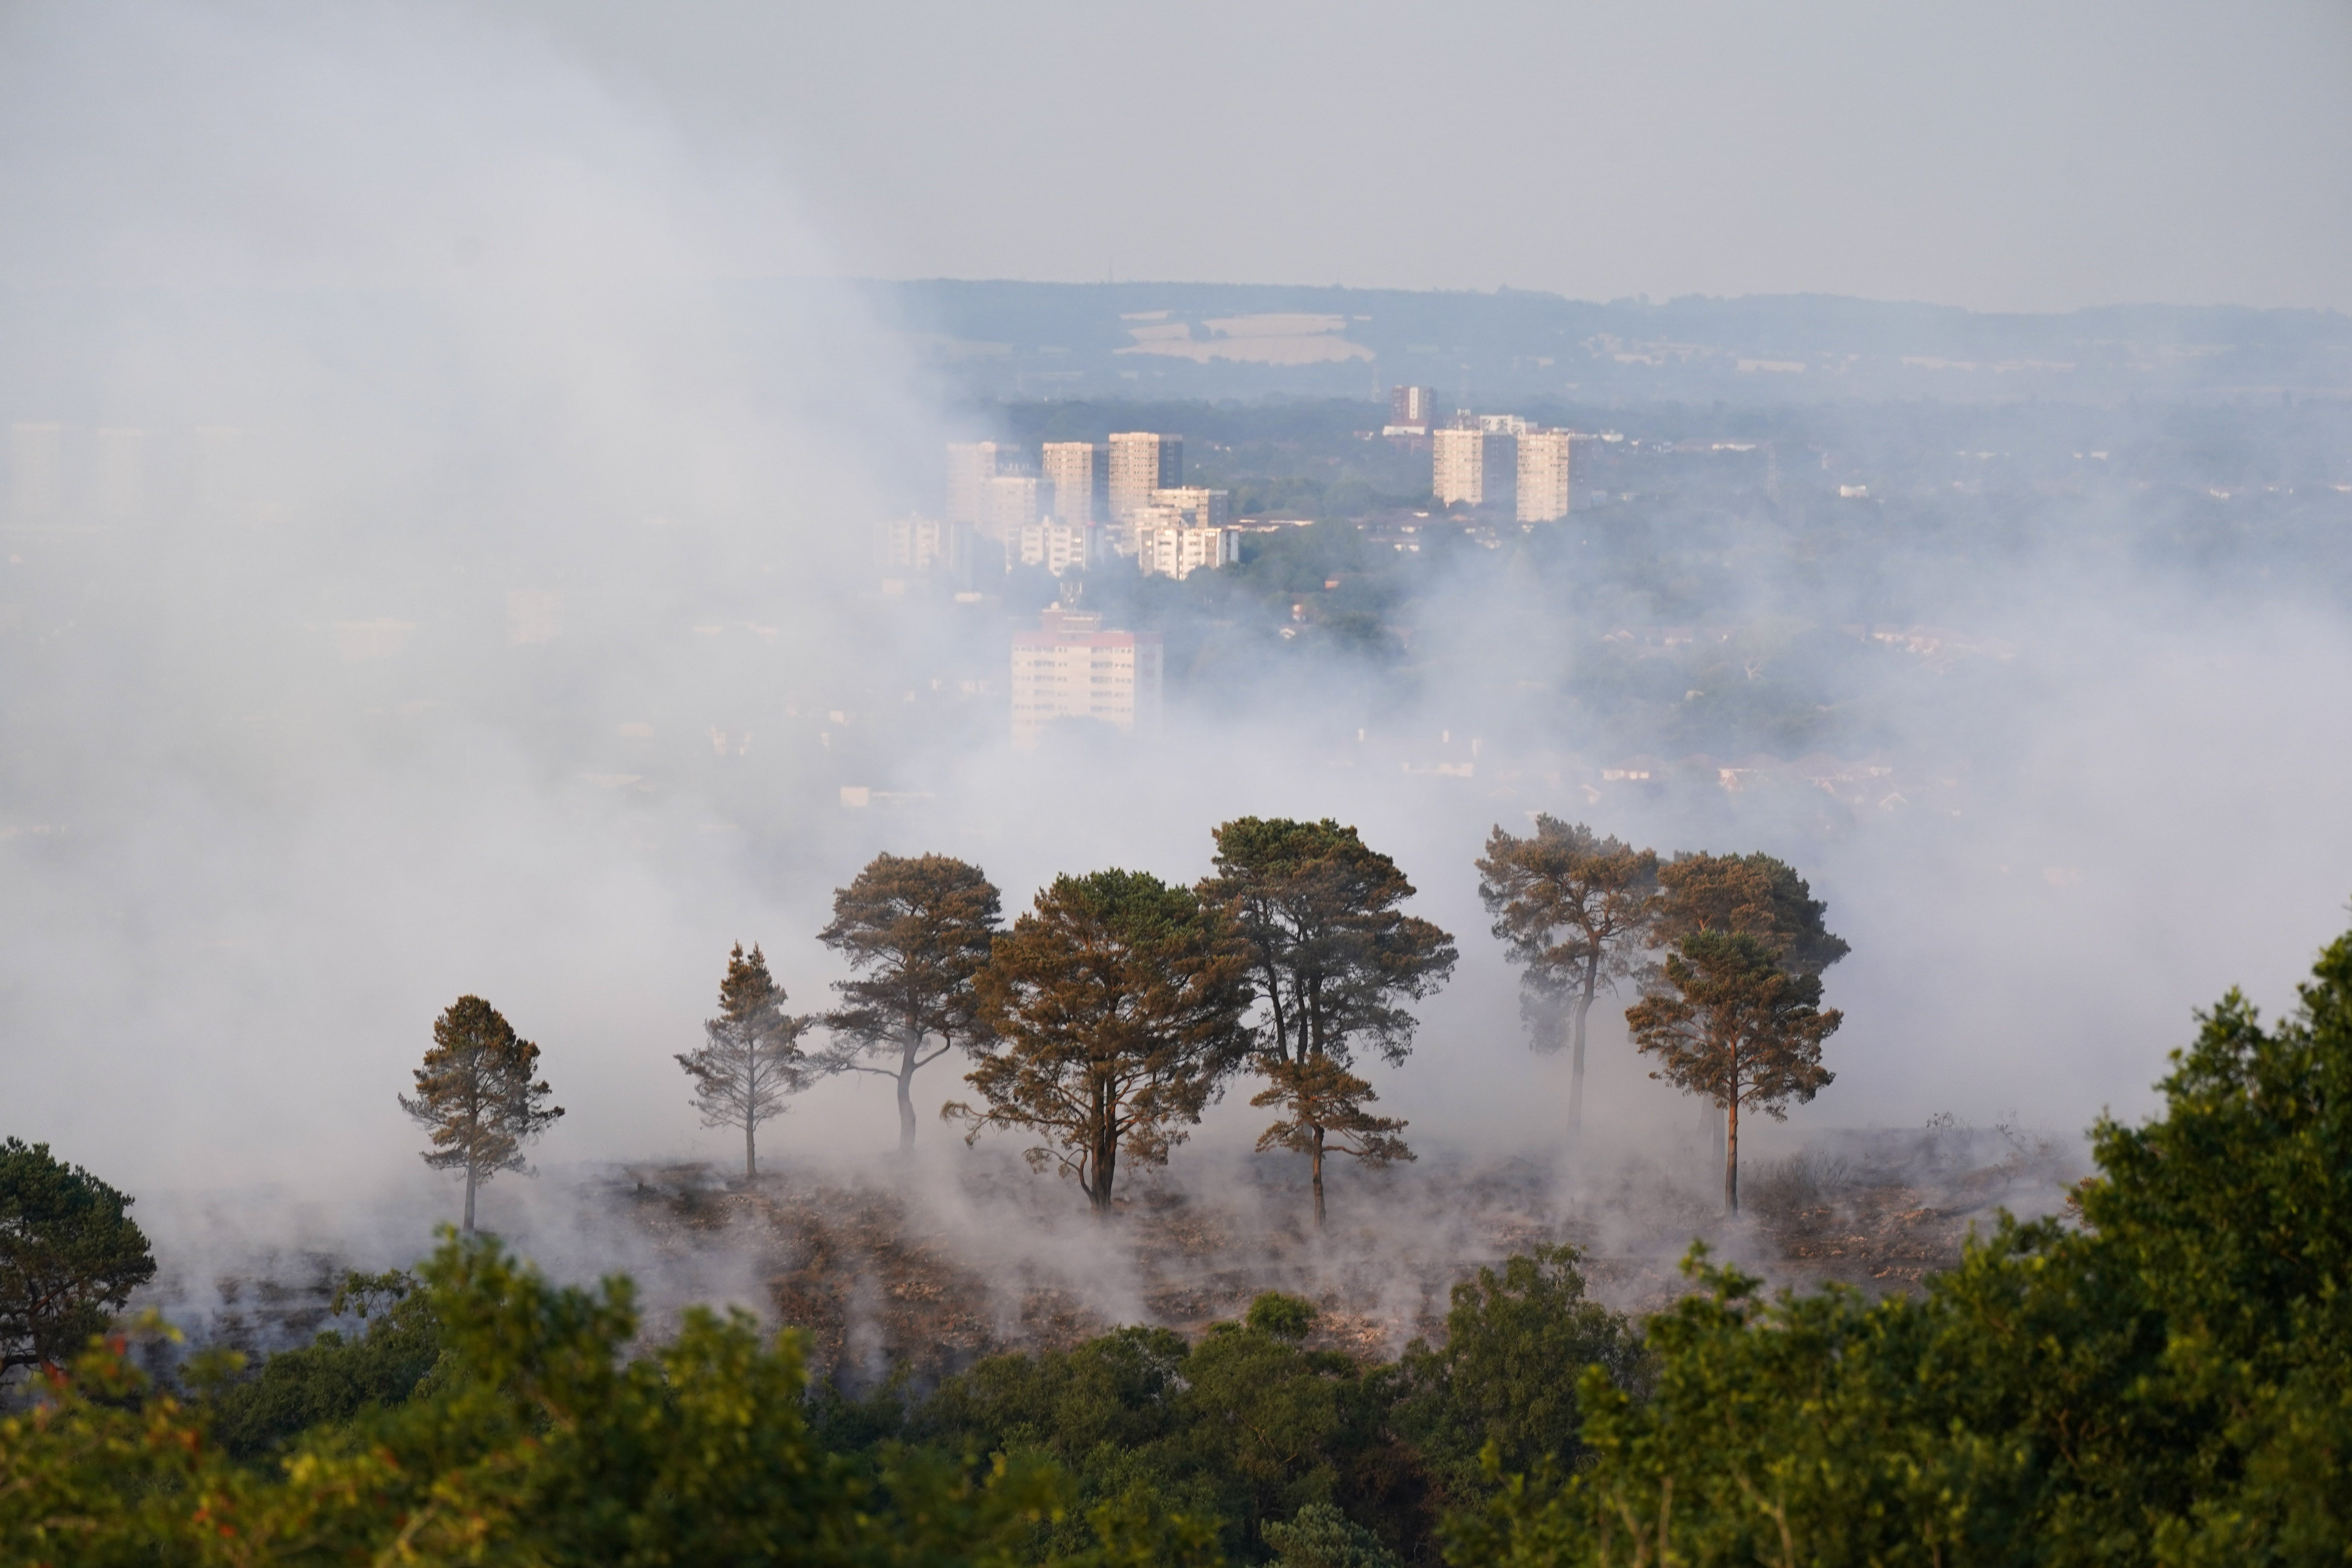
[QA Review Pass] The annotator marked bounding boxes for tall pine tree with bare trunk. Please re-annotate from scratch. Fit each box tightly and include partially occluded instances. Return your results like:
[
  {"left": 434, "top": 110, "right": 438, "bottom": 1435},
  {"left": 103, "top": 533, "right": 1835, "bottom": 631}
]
[
  {"left": 1197, "top": 817, "right": 1453, "bottom": 1224},
  {"left": 676, "top": 943, "right": 811, "bottom": 1181},
  {"left": 1475, "top": 818, "right": 1661, "bottom": 1132},
  {"left": 814, "top": 853, "right": 1001, "bottom": 1150},
  {"left": 949, "top": 870, "right": 1252, "bottom": 1214},
  {"left": 1624, "top": 931, "right": 1840, "bottom": 1212},
  {"left": 1646, "top": 849, "right": 1850, "bottom": 1183},
  {"left": 399, "top": 996, "right": 563, "bottom": 1233}
]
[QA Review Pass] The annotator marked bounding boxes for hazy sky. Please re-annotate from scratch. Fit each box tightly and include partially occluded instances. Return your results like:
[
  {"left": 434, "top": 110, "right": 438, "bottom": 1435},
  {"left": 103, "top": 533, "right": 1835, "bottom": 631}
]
[
  {"left": 467, "top": 0, "right": 2352, "bottom": 313},
  {"left": 5, "top": 0, "right": 2345, "bottom": 310}
]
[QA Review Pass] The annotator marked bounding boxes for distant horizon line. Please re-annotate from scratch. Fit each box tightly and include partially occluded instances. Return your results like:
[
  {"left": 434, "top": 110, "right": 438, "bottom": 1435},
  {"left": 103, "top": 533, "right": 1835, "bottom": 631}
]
[
  {"left": 834, "top": 277, "right": 2345, "bottom": 321},
  {"left": 0, "top": 275, "right": 2338, "bottom": 320}
]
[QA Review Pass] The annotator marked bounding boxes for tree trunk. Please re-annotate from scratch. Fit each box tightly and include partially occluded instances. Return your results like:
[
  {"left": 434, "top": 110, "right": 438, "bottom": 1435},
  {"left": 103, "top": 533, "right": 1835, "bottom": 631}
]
[
  {"left": 1311, "top": 1128, "right": 1326, "bottom": 1227},
  {"left": 895, "top": 1033, "right": 919, "bottom": 1150},
  {"left": 462, "top": 1162, "right": 478, "bottom": 1234},
  {"left": 1725, "top": 1089, "right": 1741, "bottom": 1215},
  {"left": 1265, "top": 964, "right": 1294, "bottom": 1064},
  {"left": 1570, "top": 955, "right": 1599, "bottom": 1131},
  {"left": 745, "top": 1119, "right": 757, "bottom": 1182},
  {"left": 1089, "top": 1131, "right": 1118, "bottom": 1215}
]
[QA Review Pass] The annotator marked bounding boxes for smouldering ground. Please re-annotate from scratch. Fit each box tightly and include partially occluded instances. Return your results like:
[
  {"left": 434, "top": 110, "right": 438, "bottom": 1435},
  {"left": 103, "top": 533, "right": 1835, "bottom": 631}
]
[
  {"left": 118, "top": 1125, "right": 2081, "bottom": 1391},
  {"left": 599, "top": 1124, "right": 2084, "bottom": 1384}
]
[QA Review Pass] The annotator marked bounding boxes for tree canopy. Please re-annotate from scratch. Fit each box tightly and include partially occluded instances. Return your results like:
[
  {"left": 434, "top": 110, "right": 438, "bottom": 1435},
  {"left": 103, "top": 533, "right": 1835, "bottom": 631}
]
[
  {"left": 0, "top": 1139, "right": 154, "bottom": 1378},
  {"left": 1455, "top": 919, "right": 2352, "bottom": 1566},
  {"left": 677, "top": 942, "right": 812, "bottom": 1179},
  {"left": 17, "top": 889, "right": 2352, "bottom": 1568},
  {"left": 817, "top": 852, "right": 1003, "bottom": 1149},
  {"left": 1652, "top": 850, "right": 1848, "bottom": 976},
  {"left": 198, "top": 1269, "right": 440, "bottom": 1462},
  {"left": 1201, "top": 818, "right": 1453, "bottom": 1223},
  {"left": 1393, "top": 1245, "right": 1648, "bottom": 1506},
  {"left": 1474, "top": 818, "right": 1660, "bottom": 1129},
  {"left": 0, "top": 1230, "right": 1221, "bottom": 1566},
  {"left": 1200, "top": 817, "right": 1456, "bottom": 1072},
  {"left": 398, "top": 995, "right": 562, "bottom": 1233},
  {"left": 1622, "top": 931, "right": 1839, "bottom": 1212},
  {"left": 955, "top": 870, "right": 1253, "bottom": 1214}
]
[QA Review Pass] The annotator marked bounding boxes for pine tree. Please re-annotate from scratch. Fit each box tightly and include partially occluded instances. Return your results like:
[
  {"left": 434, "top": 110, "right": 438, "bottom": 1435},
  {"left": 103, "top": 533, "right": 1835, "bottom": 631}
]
[
  {"left": 676, "top": 943, "right": 811, "bottom": 1181},
  {"left": 0, "top": 1139, "right": 155, "bottom": 1375},
  {"left": 814, "top": 853, "right": 1001, "bottom": 1150},
  {"left": 1623, "top": 932, "right": 1839, "bottom": 1212},
  {"left": 399, "top": 996, "right": 563, "bottom": 1232},
  {"left": 1646, "top": 850, "right": 1849, "bottom": 1183},
  {"left": 1474, "top": 818, "right": 1661, "bottom": 1131},
  {"left": 951, "top": 870, "right": 1253, "bottom": 1214},
  {"left": 1198, "top": 817, "right": 1453, "bottom": 1223}
]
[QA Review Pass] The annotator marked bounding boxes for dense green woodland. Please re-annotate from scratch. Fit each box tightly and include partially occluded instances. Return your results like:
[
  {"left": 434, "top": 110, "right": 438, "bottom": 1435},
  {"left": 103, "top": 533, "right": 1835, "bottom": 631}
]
[{"left": 5, "top": 918, "right": 2349, "bottom": 1564}]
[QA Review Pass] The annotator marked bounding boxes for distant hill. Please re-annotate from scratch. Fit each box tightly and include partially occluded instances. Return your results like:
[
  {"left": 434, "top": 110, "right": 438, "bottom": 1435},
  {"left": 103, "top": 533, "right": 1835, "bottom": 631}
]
[{"left": 842, "top": 279, "right": 2352, "bottom": 406}]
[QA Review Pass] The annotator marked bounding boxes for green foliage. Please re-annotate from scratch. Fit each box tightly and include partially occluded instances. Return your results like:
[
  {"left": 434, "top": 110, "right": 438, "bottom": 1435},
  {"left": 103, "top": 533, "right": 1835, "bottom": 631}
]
[
  {"left": 1395, "top": 1245, "right": 1647, "bottom": 1504},
  {"left": 958, "top": 870, "right": 1255, "bottom": 1212},
  {"left": 1178, "top": 1303, "right": 1365, "bottom": 1532},
  {"left": 2077, "top": 929, "right": 2352, "bottom": 1560},
  {"left": 1201, "top": 816, "right": 1457, "bottom": 1073},
  {"left": 1247, "top": 1292, "right": 1320, "bottom": 1341},
  {"left": 0, "top": 1137, "right": 155, "bottom": 1376},
  {"left": 1450, "top": 921, "right": 2352, "bottom": 1566},
  {"left": 0, "top": 1229, "right": 1219, "bottom": 1566},
  {"left": 198, "top": 1268, "right": 441, "bottom": 1462},
  {"left": 677, "top": 941, "right": 813, "bottom": 1177},
  {"left": 1202, "top": 818, "right": 1452, "bottom": 1223},
  {"left": 1264, "top": 1502, "right": 1403, "bottom": 1568},
  {"left": 912, "top": 1323, "right": 1194, "bottom": 1462},
  {"left": 39, "top": 881, "right": 2349, "bottom": 1566},
  {"left": 909, "top": 1292, "right": 1429, "bottom": 1564},
  {"left": 1623, "top": 933, "right": 1839, "bottom": 1124},
  {"left": 1653, "top": 851, "right": 1849, "bottom": 975},
  {"left": 1474, "top": 819, "right": 1661, "bottom": 1126},
  {"left": 399, "top": 994, "right": 564, "bottom": 1231},
  {"left": 910, "top": 1325, "right": 1220, "bottom": 1559},
  {"left": 817, "top": 851, "right": 1003, "bottom": 1149}
]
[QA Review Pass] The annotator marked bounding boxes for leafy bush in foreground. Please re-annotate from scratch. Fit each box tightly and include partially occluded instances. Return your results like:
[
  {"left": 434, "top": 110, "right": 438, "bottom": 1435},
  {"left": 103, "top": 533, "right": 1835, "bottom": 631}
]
[
  {"left": 0, "top": 1233, "right": 1217, "bottom": 1567},
  {"left": 1451, "top": 924, "right": 2352, "bottom": 1566}
]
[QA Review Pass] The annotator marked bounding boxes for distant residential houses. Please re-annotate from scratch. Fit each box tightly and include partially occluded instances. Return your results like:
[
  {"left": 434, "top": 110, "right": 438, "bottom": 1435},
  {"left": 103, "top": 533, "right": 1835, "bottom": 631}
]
[
  {"left": 1594, "top": 623, "right": 2017, "bottom": 672},
  {"left": 1593, "top": 752, "right": 1907, "bottom": 809}
]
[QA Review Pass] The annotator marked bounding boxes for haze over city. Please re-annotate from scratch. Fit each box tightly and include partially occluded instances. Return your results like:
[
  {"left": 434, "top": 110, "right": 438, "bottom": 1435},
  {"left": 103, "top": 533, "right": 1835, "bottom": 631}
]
[{"left": 3, "top": 5, "right": 2349, "bottom": 1562}]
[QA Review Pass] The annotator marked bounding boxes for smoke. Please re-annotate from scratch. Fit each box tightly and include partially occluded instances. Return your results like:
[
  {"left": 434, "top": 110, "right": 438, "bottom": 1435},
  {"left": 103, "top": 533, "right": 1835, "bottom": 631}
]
[
  {"left": 0, "top": 0, "right": 927, "bottom": 1203},
  {"left": 3, "top": 1, "right": 2347, "bottom": 1344}
]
